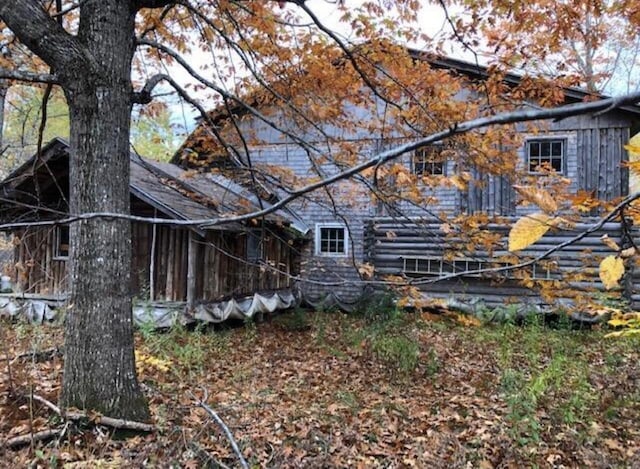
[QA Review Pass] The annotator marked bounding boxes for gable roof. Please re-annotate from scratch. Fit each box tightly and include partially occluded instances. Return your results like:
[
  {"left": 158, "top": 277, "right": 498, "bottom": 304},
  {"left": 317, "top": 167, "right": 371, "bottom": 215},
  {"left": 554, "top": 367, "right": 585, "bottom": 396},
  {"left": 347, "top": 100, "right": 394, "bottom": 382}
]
[
  {"left": 171, "top": 50, "right": 640, "bottom": 174},
  {"left": 0, "top": 138, "right": 308, "bottom": 235}
]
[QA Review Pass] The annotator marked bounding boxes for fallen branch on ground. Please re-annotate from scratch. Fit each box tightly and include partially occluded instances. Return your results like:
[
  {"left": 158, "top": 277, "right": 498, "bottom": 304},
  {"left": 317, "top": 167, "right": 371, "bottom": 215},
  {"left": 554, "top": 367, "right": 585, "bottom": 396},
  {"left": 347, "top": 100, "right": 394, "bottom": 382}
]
[
  {"left": 3, "top": 429, "right": 62, "bottom": 449},
  {"left": 64, "top": 411, "right": 156, "bottom": 432},
  {"left": 22, "top": 392, "right": 155, "bottom": 433},
  {"left": 191, "top": 388, "right": 249, "bottom": 469},
  {"left": 11, "top": 347, "right": 62, "bottom": 363}
]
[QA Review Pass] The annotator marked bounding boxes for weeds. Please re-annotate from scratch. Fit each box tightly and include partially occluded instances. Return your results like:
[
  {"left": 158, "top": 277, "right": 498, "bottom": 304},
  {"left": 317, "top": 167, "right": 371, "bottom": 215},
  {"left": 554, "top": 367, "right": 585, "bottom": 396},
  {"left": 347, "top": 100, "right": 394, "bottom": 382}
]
[
  {"left": 273, "top": 307, "right": 311, "bottom": 332},
  {"left": 480, "top": 321, "right": 598, "bottom": 445},
  {"left": 138, "top": 322, "right": 227, "bottom": 378},
  {"left": 370, "top": 334, "right": 420, "bottom": 375}
]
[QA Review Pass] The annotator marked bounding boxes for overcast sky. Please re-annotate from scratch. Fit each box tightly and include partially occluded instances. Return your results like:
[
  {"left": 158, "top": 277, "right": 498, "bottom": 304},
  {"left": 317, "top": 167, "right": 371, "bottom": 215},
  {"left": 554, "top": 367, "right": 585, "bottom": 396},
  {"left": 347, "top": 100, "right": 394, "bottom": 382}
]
[{"left": 162, "top": 0, "right": 472, "bottom": 134}]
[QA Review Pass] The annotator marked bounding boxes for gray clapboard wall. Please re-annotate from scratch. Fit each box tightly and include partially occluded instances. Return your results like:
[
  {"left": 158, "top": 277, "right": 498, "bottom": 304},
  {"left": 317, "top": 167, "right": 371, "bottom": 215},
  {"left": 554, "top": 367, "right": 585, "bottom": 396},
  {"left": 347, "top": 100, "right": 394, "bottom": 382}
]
[{"left": 366, "top": 217, "right": 640, "bottom": 309}]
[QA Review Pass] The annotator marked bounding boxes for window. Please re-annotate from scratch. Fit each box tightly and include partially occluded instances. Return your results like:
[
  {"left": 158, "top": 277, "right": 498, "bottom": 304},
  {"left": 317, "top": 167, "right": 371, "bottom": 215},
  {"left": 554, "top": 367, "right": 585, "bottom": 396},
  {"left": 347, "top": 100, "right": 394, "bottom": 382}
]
[
  {"left": 315, "top": 224, "right": 348, "bottom": 256},
  {"left": 53, "top": 225, "right": 69, "bottom": 259},
  {"left": 526, "top": 139, "right": 564, "bottom": 174},
  {"left": 412, "top": 145, "right": 446, "bottom": 176},
  {"left": 246, "top": 230, "right": 264, "bottom": 262},
  {"left": 402, "top": 256, "right": 558, "bottom": 280}
]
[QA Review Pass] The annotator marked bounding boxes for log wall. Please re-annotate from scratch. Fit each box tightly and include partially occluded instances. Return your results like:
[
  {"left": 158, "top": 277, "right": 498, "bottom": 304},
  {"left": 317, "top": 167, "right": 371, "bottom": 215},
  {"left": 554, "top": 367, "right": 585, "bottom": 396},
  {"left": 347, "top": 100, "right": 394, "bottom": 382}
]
[{"left": 366, "top": 217, "right": 640, "bottom": 309}]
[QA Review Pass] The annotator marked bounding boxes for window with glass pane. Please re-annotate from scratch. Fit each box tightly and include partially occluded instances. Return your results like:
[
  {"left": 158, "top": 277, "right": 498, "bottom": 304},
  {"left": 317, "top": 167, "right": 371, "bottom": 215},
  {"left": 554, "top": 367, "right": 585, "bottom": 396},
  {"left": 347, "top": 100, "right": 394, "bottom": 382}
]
[
  {"left": 412, "top": 145, "right": 445, "bottom": 176},
  {"left": 527, "top": 139, "right": 564, "bottom": 173},
  {"left": 246, "top": 230, "right": 263, "bottom": 262},
  {"left": 54, "top": 225, "right": 69, "bottom": 259},
  {"left": 317, "top": 226, "right": 347, "bottom": 255}
]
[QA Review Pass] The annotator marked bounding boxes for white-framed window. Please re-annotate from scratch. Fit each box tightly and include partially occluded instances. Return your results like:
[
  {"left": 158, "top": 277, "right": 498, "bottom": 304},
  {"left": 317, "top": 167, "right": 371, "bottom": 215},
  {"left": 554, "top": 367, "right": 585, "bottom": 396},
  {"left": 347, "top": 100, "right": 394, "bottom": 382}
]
[
  {"left": 526, "top": 139, "right": 565, "bottom": 174},
  {"left": 412, "top": 145, "right": 446, "bottom": 176},
  {"left": 53, "top": 225, "right": 69, "bottom": 259},
  {"left": 315, "top": 223, "right": 348, "bottom": 257},
  {"left": 402, "top": 256, "right": 558, "bottom": 280}
]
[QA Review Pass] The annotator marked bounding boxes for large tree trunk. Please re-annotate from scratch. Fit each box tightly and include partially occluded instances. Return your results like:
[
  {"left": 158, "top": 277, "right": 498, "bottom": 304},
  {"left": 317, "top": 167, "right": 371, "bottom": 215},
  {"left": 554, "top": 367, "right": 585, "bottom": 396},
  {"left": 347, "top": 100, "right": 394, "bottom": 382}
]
[{"left": 58, "top": 1, "right": 149, "bottom": 421}]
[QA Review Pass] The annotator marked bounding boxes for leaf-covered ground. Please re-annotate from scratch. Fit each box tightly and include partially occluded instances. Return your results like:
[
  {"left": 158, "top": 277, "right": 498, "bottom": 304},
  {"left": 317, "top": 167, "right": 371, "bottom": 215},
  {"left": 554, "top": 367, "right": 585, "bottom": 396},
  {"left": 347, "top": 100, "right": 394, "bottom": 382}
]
[{"left": 1, "top": 310, "right": 640, "bottom": 467}]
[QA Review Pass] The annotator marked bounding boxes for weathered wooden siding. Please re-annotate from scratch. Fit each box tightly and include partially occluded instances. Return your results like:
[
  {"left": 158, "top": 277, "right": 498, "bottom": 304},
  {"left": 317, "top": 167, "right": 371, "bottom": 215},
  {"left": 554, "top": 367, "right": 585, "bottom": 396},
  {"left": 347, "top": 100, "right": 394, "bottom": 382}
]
[
  {"left": 13, "top": 227, "right": 68, "bottom": 295},
  {"left": 366, "top": 217, "right": 640, "bottom": 308},
  {"left": 13, "top": 223, "right": 297, "bottom": 302},
  {"left": 466, "top": 172, "right": 516, "bottom": 215},
  {"left": 577, "top": 127, "right": 630, "bottom": 200},
  {"left": 195, "top": 230, "right": 295, "bottom": 301}
]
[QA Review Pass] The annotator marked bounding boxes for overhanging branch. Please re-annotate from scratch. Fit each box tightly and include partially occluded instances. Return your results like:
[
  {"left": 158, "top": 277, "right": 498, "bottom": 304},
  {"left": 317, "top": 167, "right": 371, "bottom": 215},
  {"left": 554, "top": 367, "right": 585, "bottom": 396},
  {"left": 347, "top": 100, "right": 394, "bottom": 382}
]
[
  {"left": 1, "top": 89, "right": 640, "bottom": 233},
  {"left": 132, "top": 73, "right": 169, "bottom": 103},
  {"left": 0, "top": 0, "right": 90, "bottom": 73},
  {"left": 0, "top": 68, "right": 59, "bottom": 84}
]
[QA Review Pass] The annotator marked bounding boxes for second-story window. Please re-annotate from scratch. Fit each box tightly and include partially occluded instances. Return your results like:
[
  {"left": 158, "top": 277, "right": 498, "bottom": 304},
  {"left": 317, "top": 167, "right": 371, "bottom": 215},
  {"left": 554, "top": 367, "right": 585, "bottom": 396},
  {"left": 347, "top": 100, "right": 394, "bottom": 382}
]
[
  {"left": 526, "top": 139, "right": 565, "bottom": 174},
  {"left": 412, "top": 145, "right": 446, "bottom": 176}
]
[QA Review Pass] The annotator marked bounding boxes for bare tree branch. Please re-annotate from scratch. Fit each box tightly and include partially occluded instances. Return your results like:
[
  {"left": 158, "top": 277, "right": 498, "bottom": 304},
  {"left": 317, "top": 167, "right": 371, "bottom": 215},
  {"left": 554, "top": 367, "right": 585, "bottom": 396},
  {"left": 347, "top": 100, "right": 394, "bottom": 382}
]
[
  {"left": 0, "top": 68, "right": 58, "bottom": 84},
  {"left": 136, "top": 37, "right": 324, "bottom": 156},
  {"left": 132, "top": 73, "right": 168, "bottom": 103},
  {"left": 4, "top": 429, "right": 62, "bottom": 449},
  {"left": 2, "top": 89, "right": 640, "bottom": 234},
  {"left": 135, "top": 0, "right": 176, "bottom": 9},
  {"left": 0, "top": 1, "right": 91, "bottom": 76},
  {"left": 192, "top": 388, "right": 249, "bottom": 469}
]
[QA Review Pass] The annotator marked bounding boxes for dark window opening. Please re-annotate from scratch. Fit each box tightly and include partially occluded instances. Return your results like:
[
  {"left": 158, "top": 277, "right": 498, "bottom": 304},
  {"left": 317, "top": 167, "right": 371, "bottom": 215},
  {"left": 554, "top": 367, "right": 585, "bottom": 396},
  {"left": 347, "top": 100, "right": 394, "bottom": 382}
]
[
  {"left": 54, "top": 225, "right": 69, "bottom": 259},
  {"left": 247, "top": 230, "right": 264, "bottom": 262},
  {"left": 412, "top": 145, "right": 446, "bottom": 176},
  {"left": 317, "top": 226, "right": 347, "bottom": 255},
  {"left": 527, "top": 139, "right": 564, "bottom": 174}
]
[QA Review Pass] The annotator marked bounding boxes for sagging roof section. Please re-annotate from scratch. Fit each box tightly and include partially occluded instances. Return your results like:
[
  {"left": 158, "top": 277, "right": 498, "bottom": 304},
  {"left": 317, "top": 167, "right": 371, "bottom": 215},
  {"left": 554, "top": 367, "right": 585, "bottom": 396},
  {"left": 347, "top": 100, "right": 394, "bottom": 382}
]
[{"left": 0, "top": 138, "right": 307, "bottom": 236}]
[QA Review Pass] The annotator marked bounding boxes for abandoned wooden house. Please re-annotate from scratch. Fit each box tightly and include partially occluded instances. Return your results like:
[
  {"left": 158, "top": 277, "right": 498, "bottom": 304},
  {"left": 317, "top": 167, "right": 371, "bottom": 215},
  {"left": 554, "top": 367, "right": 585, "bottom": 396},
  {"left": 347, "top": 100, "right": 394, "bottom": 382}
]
[
  {"left": 172, "top": 53, "right": 640, "bottom": 310},
  {"left": 0, "top": 138, "right": 307, "bottom": 313}
]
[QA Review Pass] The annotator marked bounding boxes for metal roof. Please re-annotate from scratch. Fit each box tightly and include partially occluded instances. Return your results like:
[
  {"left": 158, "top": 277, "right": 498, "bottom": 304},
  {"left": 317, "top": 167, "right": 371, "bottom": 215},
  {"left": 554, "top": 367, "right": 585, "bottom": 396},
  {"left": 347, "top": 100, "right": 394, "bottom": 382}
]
[{"left": 0, "top": 139, "right": 307, "bottom": 235}]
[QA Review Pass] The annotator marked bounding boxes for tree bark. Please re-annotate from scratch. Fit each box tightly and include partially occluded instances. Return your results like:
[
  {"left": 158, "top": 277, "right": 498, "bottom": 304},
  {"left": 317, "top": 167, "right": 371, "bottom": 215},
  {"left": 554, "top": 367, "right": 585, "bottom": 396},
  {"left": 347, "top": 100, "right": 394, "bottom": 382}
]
[
  {"left": 0, "top": 0, "right": 150, "bottom": 421},
  {"left": 58, "top": 1, "right": 149, "bottom": 421}
]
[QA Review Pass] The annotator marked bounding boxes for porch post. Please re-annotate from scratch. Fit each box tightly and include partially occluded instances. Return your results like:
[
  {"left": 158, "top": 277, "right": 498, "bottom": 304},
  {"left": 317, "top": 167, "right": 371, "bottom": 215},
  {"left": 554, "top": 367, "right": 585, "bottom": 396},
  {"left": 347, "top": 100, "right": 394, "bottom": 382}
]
[{"left": 187, "top": 230, "right": 197, "bottom": 309}]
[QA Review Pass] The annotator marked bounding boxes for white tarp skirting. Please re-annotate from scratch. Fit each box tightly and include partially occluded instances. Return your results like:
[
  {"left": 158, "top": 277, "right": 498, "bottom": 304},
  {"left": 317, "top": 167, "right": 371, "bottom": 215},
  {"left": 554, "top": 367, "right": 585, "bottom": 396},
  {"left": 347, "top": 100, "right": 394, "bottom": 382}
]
[{"left": 0, "top": 289, "right": 299, "bottom": 328}]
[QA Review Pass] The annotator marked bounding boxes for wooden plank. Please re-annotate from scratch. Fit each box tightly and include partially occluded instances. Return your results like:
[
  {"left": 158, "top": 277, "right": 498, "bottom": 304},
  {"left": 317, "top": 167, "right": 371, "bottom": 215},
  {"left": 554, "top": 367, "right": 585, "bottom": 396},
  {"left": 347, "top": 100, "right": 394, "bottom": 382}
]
[
  {"left": 149, "top": 222, "right": 157, "bottom": 300},
  {"left": 187, "top": 231, "right": 198, "bottom": 309}
]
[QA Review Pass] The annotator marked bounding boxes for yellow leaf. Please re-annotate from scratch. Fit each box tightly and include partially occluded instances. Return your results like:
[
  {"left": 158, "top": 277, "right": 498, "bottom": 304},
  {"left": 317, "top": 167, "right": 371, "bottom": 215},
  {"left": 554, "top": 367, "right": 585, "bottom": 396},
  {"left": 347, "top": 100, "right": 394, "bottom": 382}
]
[
  {"left": 358, "top": 262, "right": 375, "bottom": 279},
  {"left": 620, "top": 246, "right": 637, "bottom": 258},
  {"left": 599, "top": 255, "right": 625, "bottom": 290},
  {"left": 514, "top": 185, "right": 558, "bottom": 213},
  {"left": 624, "top": 143, "right": 640, "bottom": 156},
  {"left": 607, "top": 318, "right": 630, "bottom": 327},
  {"left": 455, "top": 313, "right": 481, "bottom": 327},
  {"left": 508, "top": 213, "right": 553, "bottom": 251}
]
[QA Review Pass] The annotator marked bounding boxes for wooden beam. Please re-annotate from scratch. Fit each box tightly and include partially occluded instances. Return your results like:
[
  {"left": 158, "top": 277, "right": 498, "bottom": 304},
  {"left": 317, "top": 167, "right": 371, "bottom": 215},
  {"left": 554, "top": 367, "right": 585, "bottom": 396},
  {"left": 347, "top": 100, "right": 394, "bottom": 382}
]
[
  {"left": 187, "top": 231, "right": 197, "bottom": 309},
  {"left": 149, "top": 210, "right": 157, "bottom": 300}
]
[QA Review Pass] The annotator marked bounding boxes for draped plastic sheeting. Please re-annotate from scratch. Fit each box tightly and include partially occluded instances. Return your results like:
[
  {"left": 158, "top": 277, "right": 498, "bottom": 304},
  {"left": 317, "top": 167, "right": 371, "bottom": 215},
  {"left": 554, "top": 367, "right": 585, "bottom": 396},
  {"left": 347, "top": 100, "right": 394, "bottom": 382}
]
[
  {"left": 0, "top": 296, "right": 59, "bottom": 323},
  {"left": 193, "top": 290, "right": 298, "bottom": 323},
  {"left": 132, "top": 289, "right": 299, "bottom": 328},
  {"left": 0, "top": 289, "right": 299, "bottom": 328}
]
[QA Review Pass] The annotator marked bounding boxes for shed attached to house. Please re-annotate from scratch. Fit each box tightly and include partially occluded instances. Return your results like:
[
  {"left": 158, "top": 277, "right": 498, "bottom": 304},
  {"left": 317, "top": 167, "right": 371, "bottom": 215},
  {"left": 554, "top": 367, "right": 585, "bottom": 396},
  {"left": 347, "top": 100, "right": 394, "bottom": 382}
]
[{"left": 0, "top": 138, "right": 306, "bottom": 305}]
